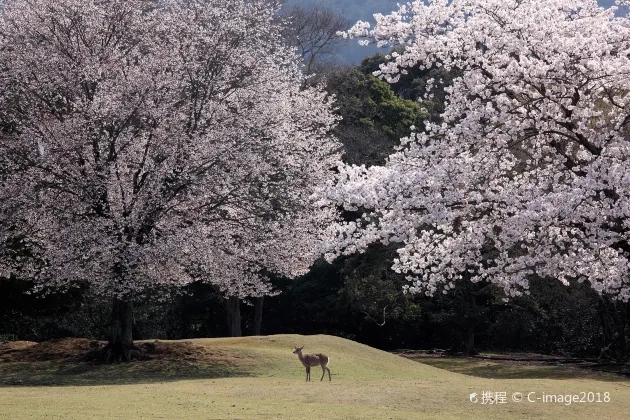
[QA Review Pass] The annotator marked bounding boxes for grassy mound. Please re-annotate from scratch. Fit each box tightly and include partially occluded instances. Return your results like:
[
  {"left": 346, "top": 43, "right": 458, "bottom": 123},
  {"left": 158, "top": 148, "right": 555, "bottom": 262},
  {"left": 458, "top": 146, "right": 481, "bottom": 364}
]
[
  {"left": 0, "top": 334, "right": 436, "bottom": 386},
  {"left": 1, "top": 335, "right": 630, "bottom": 419},
  {"left": 190, "top": 334, "right": 438, "bottom": 381}
]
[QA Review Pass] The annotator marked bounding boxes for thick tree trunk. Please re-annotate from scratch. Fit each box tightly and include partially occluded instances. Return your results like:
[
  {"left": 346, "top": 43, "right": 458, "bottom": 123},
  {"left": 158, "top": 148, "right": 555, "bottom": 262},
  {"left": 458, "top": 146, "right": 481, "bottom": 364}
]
[
  {"left": 253, "top": 296, "right": 264, "bottom": 336},
  {"left": 81, "top": 297, "right": 151, "bottom": 363},
  {"left": 225, "top": 296, "right": 242, "bottom": 337},
  {"left": 108, "top": 298, "right": 134, "bottom": 362},
  {"left": 457, "top": 279, "right": 478, "bottom": 356}
]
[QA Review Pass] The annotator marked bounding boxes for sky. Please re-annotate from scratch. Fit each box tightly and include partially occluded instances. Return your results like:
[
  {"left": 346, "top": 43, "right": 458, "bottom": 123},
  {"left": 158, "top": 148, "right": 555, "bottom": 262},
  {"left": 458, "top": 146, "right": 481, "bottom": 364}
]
[{"left": 285, "top": 0, "right": 629, "bottom": 64}]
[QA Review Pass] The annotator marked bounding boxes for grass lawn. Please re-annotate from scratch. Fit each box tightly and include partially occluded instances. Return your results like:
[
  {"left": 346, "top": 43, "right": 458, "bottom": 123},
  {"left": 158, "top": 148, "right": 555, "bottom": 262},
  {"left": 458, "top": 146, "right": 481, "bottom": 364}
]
[{"left": 1, "top": 334, "right": 629, "bottom": 419}]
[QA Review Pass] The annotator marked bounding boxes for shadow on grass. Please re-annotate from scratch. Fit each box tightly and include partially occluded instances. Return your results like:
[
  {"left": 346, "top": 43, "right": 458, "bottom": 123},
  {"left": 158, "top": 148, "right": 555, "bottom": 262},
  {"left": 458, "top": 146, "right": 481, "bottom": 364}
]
[
  {"left": 413, "top": 357, "right": 630, "bottom": 382},
  {"left": 0, "top": 358, "right": 258, "bottom": 387},
  {"left": 0, "top": 339, "right": 258, "bottom": 387}
]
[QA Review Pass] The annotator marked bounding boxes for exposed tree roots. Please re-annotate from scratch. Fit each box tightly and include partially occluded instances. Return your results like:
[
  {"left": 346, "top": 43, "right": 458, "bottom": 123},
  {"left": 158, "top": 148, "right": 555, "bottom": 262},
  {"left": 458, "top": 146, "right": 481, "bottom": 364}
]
[{"left": 82, "top": 341, "right": 154, "bottom": 363}]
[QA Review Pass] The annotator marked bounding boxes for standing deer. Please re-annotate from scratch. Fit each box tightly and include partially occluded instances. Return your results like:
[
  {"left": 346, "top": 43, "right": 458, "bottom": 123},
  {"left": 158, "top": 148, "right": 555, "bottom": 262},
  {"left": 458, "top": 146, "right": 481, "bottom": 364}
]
[{"left": 293, "top": 345, "right": 331, "bottom": 381}]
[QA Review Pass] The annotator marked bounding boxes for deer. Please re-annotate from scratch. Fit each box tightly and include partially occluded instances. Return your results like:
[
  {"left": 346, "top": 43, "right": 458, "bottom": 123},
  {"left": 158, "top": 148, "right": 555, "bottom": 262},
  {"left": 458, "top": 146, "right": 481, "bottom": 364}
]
[{"left": 293, "top": 345, "right": 331, "bottom": 382}]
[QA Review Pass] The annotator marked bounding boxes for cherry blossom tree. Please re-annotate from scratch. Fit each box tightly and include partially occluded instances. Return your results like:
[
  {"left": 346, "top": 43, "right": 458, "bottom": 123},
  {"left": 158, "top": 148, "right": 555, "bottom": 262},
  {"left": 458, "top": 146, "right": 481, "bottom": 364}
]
[
  {"left": 325, "top": 0, "right": 630, "bottom": 303},
  {"left": 199, "top": 206, "right": 337, "bottom": 336},
  {"left": 0, "top": 0, "right": 339, "bottom": 360}
]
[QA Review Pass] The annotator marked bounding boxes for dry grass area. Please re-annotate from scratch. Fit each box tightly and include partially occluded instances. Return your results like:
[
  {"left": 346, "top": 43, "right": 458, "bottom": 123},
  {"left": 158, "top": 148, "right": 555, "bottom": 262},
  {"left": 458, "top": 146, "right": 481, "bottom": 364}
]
[
  {"left": 0, "top": 338, "right": 253, "bottom": 365},
  {"left": 1, "top": 335, "right": 630, "bottom": 419},
  {"left": 0, "top": 338, "right": 257, "bottom": 386},
  {"left": 0, "top": 338, "right": 93, "bottom": 362}
]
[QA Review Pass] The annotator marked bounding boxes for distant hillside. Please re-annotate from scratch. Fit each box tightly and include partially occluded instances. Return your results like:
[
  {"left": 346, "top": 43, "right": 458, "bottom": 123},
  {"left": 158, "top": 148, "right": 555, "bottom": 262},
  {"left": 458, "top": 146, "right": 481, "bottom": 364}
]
[{"left": 285, "top": 0, "right": 628, "bottom": 64}]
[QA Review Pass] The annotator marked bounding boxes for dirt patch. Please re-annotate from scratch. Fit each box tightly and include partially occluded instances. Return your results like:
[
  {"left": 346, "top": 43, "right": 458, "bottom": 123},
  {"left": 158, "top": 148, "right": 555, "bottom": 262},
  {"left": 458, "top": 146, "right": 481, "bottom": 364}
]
[
  {"left": 0, "top": 341, "right": 39, "bottom": 353},
  {"left": 0, "top": 338, "right": 258, "bottom": 386},
  {"left": 0, "top": 338, "right": 253, "bottom": 365},
  {"left": 0, "top": 338, "right": 98, "bottom": 362},
  {"left": 137, "top": 340, "right": 255, "bottom": 366}
]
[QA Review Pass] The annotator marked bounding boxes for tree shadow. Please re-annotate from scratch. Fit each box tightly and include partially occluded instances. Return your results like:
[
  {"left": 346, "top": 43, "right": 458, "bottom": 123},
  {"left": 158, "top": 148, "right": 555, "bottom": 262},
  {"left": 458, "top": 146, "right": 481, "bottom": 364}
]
[
  {"left": 0, "top": 359, "right": 256, "bottom": 387},
  {"left": 0, "top": 338, "right": 257, "bottom": 387},
  {"left": 411, "top": 357, "right": 630, "bottom": 382}
]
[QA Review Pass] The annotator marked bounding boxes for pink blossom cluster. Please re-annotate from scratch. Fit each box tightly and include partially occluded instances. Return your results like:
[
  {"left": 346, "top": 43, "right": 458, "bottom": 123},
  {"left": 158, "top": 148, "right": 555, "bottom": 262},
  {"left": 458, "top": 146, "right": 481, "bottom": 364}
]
[
  {"left": 325, "top": 0, "right": 630, "bottom": 300},
  {"left": 0, "top": 0, "right": 340, "bottom": 299}
]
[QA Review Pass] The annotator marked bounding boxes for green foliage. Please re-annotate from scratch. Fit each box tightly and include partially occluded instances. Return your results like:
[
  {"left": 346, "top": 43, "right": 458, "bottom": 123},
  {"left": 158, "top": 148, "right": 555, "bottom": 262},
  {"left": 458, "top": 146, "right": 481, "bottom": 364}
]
[
  {"left": 324, "top": 66, "right": 427, "bottom": 165},
  {"left": 0, "top": 333, "right": 18, "bottom": 342},
  {"left": 0, "top": 277, "right": 89, "bottom": 341},
  {"left": 342, "top": 244, "right": 422, "bottom": 327},
  {"left": 489, "top": 278, "right": 614, "bottom": 358}
]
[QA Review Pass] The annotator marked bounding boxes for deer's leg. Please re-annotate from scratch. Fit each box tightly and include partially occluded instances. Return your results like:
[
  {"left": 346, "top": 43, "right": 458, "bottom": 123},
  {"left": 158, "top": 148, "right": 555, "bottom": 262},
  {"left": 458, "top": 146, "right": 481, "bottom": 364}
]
[
  {"left": 326, "top": 366, "right": 331, "bottom": 381},
  {"left": 320, "top": 365, "right": 325, "bottom": 381},
  {"left": 306, "top": 365, "right": 310, "bottom": 382}
]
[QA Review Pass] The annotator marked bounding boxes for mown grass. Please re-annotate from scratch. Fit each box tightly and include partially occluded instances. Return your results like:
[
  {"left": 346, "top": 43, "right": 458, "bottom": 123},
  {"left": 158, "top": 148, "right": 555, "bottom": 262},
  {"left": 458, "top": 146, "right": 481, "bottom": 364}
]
[{"left": 1, "top": 334, "right": 630, "bottom": 419}]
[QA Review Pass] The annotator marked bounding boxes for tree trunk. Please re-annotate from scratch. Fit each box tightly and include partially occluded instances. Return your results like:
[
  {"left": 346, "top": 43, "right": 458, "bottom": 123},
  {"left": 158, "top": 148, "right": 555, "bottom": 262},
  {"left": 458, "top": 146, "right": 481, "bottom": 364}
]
[
  {"left": 466, "top": 319, "right": 476, "bottom": 356},
  {"left": 225, "top": 296, "right": 242, "bottom": 337},
  {"left": 611, "top": 300, "right": 627, "bottom": 361},
  {"left": 461, "top": 280, "right": 478, "bottom": 356},
  {"left": 465, "top": 289, "right": 478, "bottom": 355},
  {"left": 109, "top": 298, "right": 134, "bottom": 362},
  {"left": 597, "top": 296, "right": 628, "bottom": 362},
  {"left": 253, "top": 296, "right": 264, "bottom": 336}
]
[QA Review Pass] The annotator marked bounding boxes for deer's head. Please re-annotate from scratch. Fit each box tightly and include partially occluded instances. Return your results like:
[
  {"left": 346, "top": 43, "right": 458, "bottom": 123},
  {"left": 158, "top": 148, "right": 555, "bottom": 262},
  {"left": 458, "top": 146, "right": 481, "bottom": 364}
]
[{"left": 293, "top": 345, "right": 304, "bottom": 354}]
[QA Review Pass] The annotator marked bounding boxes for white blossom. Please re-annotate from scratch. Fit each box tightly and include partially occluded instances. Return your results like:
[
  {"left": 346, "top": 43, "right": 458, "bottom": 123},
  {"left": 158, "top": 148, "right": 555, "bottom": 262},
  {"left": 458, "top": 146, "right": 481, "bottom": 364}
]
[
  {"left": 327, "top": 0, "right": 630, "bottom": 301},
  {"left": 0, "top": 0, "right": 340, "bottom": 299}
]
